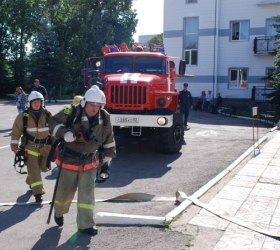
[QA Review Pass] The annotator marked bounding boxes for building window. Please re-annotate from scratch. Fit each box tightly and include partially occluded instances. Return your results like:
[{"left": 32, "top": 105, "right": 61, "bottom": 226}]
[
  {"left": 186, "top": 0, "right": 197, "bottom": 3},
  {"left": 266, "top": 67, "right": 275, "bottom": 87},
  {"left": 230, "top": 20, "right": 249, "bottom": 41},
  {"left": 183, "top": 17, "right": 198, "bottom": 65},
  {"left": 266, "top": 19, "right": 280, "bottom": 36},
  {"left": 229, "top": 68, "right": 248, "bottom": 89},
  {"left": 184, "top": 50, "right": 198, "bottom": 65}
]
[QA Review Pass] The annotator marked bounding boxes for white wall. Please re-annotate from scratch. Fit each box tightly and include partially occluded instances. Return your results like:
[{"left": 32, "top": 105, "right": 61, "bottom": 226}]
[{"left": 164, "top": 0, "right": 279, "bottom": 99}]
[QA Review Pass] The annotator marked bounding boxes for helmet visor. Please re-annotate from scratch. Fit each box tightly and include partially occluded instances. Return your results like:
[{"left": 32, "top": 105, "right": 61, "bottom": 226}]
[{"left": 87, "top": 102, "right": 102, "bottom": 107}]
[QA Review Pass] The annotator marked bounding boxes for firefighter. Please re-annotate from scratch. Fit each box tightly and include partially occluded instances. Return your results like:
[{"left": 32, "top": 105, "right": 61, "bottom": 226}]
[
  {"left": 10, "top": 91, "right": 52, "bottom": 203},
  {"left": 49, "top": 85, "right": 116, "bottom": 235}
]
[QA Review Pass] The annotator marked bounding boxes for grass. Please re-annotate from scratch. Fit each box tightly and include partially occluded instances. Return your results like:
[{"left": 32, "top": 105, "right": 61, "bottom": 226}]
[
  {"left": 183, "top": 237, "right": 195, "bottom": 249},
  {"left": 234, "top": 106, "right": 280, "bottom": 122}
]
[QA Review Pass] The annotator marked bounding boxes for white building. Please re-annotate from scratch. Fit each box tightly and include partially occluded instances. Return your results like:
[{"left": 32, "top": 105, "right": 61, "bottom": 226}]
[{"left": 164, "top": 0, "right": 280, "bottom": 99}]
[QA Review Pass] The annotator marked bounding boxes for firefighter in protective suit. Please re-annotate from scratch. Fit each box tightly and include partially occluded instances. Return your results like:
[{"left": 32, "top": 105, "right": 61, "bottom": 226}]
[
  {"left": 10, "top": 91, "right": 52, "bottom": 203},
  {"left": 49, "top": 85, "right": 116, "bottom": 235}
]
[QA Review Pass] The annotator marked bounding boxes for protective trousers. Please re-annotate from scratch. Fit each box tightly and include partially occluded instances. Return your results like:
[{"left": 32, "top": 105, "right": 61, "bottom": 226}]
[
  {"left": 25, "top": 145, "right": 51, "bottom": 195},
  {"left": 54, "top": 168, "right": 97, "bottom": 230}
]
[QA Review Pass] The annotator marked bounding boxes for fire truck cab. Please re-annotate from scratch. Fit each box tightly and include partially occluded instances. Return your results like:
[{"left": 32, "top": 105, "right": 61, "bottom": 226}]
[{"left": 84, "top": 43, "right": 184, "bottom": 154}]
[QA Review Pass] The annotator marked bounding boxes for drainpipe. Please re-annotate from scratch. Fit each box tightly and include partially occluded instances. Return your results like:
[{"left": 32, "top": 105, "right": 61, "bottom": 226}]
[{"left": 213, "top": 0, "right": 220, "bottom": 98}]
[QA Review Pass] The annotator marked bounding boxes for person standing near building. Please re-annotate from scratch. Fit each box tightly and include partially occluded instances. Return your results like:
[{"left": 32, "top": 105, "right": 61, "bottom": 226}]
[
  {"left": 15, "top": 87, "right": 27, "bottom": 113},
  {"left": 33, "top": 79, "right": 48, "bottom": 100},
  {"left": 49, "top": 85, "right": 116, "bottom": 235},
  {"left": 204, "top": 90, "right": 213, "bottom": 112},
  {"left": 179, "top": 83, "right": 193, "bottom": 130},
  {"left": 10, "top": 91, "right": 52, "bottom": 203}
]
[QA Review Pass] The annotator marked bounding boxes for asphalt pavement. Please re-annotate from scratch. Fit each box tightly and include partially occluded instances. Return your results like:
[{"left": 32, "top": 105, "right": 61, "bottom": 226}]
[{"left": 1, "top": 99, "right": 280, "bottom": 250}]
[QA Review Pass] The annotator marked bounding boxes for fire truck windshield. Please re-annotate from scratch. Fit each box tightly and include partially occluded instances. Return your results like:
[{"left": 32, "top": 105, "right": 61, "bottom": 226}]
[
  {"left": 135, "top": 57, "right": 166, "bottom": 74},
  {"left": 103, "top": 56, "right": 166, "bottom": 74}
]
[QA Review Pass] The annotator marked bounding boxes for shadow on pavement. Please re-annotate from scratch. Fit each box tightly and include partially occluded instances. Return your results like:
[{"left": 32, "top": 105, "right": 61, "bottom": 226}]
[
  {"left": 0, "top": 191, "right": 39, "bottom": 232},
  {"left": 31, "top": 227, "right": 92, "bottom": 250}
]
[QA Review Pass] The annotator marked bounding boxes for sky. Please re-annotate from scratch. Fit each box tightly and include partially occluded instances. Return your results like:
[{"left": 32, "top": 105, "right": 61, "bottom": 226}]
[{"left": 132, "top": 0, "right": 164, "bottom": 41}]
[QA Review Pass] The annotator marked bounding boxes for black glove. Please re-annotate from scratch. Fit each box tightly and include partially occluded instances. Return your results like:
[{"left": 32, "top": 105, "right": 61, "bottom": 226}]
[{"left": 96, "top": 162, "right": 110, "bottom": 183}]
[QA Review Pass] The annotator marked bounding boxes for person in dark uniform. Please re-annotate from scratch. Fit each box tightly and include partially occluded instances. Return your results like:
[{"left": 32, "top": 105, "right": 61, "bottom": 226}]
[
  {"left": 179, "top": 83, "right": 193, "bottom": 130},
  {"left": 33, "top": 79, "right": 48, "bottom": 100}
]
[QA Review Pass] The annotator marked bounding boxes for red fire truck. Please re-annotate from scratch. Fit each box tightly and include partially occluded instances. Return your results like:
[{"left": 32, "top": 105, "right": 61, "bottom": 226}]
[{"left": 83, "top": 43, "right": 186, "bottom": 154}]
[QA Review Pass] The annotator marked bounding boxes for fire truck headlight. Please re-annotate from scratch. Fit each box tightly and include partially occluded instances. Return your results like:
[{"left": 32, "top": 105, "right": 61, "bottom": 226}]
[
  {"left": 157, "top": 98, "right": 166, "bottom": 107},
  {"left": 157, "top": 117, "right": 168, "bottom": 126}
]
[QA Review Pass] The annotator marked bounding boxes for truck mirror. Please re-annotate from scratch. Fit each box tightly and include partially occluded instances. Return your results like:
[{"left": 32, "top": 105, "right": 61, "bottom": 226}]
[{"left": 179, "top": 60, "right": 186, "bottom": 76}]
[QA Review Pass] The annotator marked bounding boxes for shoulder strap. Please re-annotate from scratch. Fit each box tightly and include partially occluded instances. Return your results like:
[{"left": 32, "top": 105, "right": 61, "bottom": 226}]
[
  {"left": 66, "top": 104, "right": 83, "bottom": 128},
  {"left": 100, "top": 109, "right": 107, "bottom": 127},
  {"left": 22, "top": 110, "right": 29, "bottom": 146}
]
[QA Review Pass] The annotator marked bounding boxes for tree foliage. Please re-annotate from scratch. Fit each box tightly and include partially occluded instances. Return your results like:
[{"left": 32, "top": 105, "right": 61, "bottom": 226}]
[
  {"left": 272, "top": 15, "right": 280, "bottom": 89},
  {"left": 268, "top": 15, "right": 280, "bottom": 109},
  {"left": 0, "top": 0, "right": 137, "bottom": 96}
]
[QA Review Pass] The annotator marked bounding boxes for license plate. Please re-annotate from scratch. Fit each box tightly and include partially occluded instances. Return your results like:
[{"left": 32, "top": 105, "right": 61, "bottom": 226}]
[{"left": 115, "top": 117, "right": 139, "bottom": 123}]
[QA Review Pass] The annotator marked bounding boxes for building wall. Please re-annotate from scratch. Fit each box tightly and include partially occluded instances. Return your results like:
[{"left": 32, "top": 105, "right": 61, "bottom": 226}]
[{"left": 164, "top": 0, "right": 280, "bottom": 98}]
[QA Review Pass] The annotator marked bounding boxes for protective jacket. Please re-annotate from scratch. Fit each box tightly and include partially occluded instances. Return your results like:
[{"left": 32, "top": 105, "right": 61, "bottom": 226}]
[
  {"left": 49, "top": 104, "right": 116, "bottom": 171},
  {"left": 10, "top": 109, "right": 51, "bottom": 152}
]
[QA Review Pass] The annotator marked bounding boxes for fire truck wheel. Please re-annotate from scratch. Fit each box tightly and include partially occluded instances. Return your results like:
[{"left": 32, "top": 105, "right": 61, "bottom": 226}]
[{"left": 157, "top": 113, "right": 184, "bottom": 154}]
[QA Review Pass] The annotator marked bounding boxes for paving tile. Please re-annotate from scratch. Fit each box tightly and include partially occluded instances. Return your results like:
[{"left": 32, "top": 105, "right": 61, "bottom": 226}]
[
  {"left": 262, "top": 236, "right": 280, "bottom": 250},
  {"left": 216, "top": 185, "right": 251, "bottom": 202},
  {"left": 227, "top": 175, "right": 259, "bottom": 188},
  {"left": 259, "top": 177, "right": 280, "bottom": 185},
  {"left": 248, "top": 153, "right": 274, "bottom": 165},
  {"left": 270, "top": 155, "right": 280, "bottom": 167},
  {"left": 250, "top": 183, "right": 280, "bottom": 199},
  {"left": 234, "top": 195, "right": 278, "bottom": 225},
  {"left": 238, "top": 163, "right": 267, "bottom": 177},
  {"left": 262, "top": 165, "right": 280, "bottom": 180},
  {"left": 189, "top": 209, "right": 229, "bottom": 230},
  {"left": 270, "top": 203, "right": 280, "bottom": 227},
  {"left": 260, "top": 143, "right": 280, "bottom": 154},
  {"left": 213, "top": 224, "right": 266, "bottom": 250},
  {"left": 207, "top": 197, "right": 244, "bottom": 217}
]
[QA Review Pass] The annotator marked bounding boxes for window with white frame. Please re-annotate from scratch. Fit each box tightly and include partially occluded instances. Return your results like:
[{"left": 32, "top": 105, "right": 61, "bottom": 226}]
[
  {"left": 183, "top": 17, "right": 198, "bottom": 65},
  {"left": 229, "top": 68, "right": 248, "bottom": 89},
  {"left": 230, "top": 20, "right": 249, "bottom": 41},
  {"left": 186, "top": 0, "right": 197, "bottom": 3}
]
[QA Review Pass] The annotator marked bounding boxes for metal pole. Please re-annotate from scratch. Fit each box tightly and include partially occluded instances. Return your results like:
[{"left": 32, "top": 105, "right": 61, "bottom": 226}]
[{"left": 47, "top": 142, "right": 65, "bottom": 224}]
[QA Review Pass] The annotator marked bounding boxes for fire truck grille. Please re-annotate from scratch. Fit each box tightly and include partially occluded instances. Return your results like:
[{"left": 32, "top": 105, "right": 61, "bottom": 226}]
[{"left": 110, "top": 85, "right": 147, "bottom": 107}]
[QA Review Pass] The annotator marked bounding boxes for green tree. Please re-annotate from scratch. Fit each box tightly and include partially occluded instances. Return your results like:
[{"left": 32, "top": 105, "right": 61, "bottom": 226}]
[
  {"left": 0, "top": 0, "right": 137, "bottom": 96},
  {"left": 273, "top": 16, "right": 280, "bottom": 89},
  {"left": 0, "top": 0, "right": 46, "bottom": 94},
  {"left": 148, "top": 33, "right": 164, "bottom": 47},
  {"left": 29, "top": 18, "right": 64, "bottom": 95},
  {"left": 268, "top": 15, "right": 280, "bottom": 110}
]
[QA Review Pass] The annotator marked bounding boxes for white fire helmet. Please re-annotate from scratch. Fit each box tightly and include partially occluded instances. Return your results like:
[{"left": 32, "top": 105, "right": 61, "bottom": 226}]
[
  {"left": 81, "top": 85, "right": 106, "bottom": 108},
  {"left": 27, "top": 91, "right": 44, "bottom": 108}
]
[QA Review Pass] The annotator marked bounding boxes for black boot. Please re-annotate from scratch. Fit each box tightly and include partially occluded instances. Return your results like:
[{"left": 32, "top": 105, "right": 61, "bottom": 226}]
[
  {"left": 54, "top": 214, "right": 64, "bottom": 227},
  {"left": 78, "top": 227, "right": 98, "bottom": 236},
  {"left": 34, "top": 194, "right": 43, "bottom": 203}
]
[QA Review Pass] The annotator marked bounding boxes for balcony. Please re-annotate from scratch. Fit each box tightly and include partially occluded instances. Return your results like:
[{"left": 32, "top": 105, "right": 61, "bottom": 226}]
[{"left": 253, "top": 36, "right": 278, "bottom": 55}]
